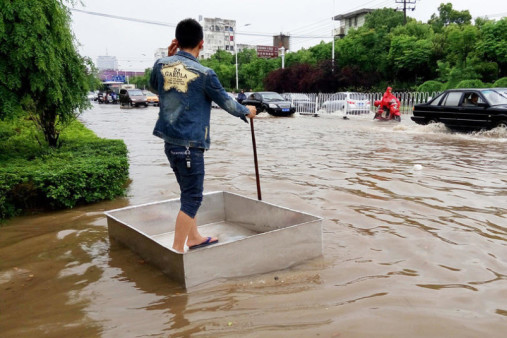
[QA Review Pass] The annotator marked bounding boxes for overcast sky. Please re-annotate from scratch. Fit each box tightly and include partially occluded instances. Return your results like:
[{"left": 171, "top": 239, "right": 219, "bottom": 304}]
[{"left": 69, "top": 0, "right": 507, "bottom": 71}]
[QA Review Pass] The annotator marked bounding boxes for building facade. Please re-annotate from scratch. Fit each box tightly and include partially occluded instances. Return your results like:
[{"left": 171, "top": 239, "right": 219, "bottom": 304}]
[
  {"left": 198, "top": 17, "right": 236, "bottom": 60},
  {"left": 333, "top": 8, "right": 374, "bottom": 38}
]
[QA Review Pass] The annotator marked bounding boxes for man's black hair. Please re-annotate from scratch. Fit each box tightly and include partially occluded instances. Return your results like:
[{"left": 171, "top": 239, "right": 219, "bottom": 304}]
[{"left": 175, "top": 18, "right": 203, "bottom": 49}]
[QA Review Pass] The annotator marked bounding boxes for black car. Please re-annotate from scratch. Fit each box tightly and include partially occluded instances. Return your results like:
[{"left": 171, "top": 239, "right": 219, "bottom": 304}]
[
  {"left": 242, "top": 91, "right": 295, "bottom": 117},
  {"left": 119, "top": 89, "right": 148, "bottom": 107},
  {"left": 411, "top": 88, "right": 507, "bottom": 130}
]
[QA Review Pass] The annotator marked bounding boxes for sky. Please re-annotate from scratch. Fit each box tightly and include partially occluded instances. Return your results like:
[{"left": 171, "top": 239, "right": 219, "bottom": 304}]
[{"left": 69, "top": 0, "right": 507, "bottom": 71}]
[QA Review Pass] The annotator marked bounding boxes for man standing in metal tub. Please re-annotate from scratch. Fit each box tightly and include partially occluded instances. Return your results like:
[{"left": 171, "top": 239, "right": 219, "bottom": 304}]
[{"left": 150, "top": 18, "right": 257, "bottom": 253}]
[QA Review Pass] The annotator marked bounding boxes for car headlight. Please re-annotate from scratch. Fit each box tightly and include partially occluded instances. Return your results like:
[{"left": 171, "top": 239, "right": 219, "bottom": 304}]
[{"left": 269, "top": 103, "right": 278, "bottom": 108}]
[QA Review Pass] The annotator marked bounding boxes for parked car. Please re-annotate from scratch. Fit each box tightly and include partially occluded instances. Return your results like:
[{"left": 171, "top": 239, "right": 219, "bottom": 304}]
[
  {"left": 411, "top": 88, "right": 507, "bottom": 131},
  {"left": 87, "top": 91, "right": 98, "bottom": 101},
  {"left": 143, "top": 90, "right": 159, "bottom": 106},
  {"left": 320, "top": 92, "right": 371, "bottom": 114},
  {"left": 281, "top": 93, "right": 316, "bottom": 114},
  {"left": 119, "top": 88, "right": 148, "bottom": 107},
  {"left": 241, "top": 91, "right": 295, "bottom": 117}
]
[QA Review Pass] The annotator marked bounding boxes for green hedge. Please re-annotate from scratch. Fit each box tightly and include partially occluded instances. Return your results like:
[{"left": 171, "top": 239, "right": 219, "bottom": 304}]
[
  {"left": 455, "top": 79, "right": 485, "bottom": 88},
  {"left": 0, "top": 118, "right": 129, "bottom": 220},
  {"left": 417, "top": 80, "right": 443, "bottom": 93},
  {"left": 493, "top": 77, "right": 507, "bottom": 87}
]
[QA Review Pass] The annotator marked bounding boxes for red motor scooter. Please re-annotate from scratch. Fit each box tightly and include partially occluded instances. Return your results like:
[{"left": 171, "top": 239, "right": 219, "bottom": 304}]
[{"left": 373, "top": 98, "right": 401, "bottom": 122}]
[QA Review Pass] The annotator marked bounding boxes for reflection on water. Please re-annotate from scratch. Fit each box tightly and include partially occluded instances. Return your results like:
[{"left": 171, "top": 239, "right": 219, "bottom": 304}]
[{"left": 1, "top": 103, "right": 506, "bottom": 336}]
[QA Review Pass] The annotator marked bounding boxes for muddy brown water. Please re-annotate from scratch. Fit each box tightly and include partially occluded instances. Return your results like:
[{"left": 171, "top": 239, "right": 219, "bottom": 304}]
[{"left": 1, "top": 103, "right": 506, "bottom": 337}]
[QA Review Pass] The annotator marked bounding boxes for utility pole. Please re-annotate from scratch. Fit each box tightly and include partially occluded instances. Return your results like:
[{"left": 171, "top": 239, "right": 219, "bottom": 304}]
[
  {"left": 395, "top": 0, "right": 417, "bottom": 25},
  {"left": 332, "top": 0, "right": 335, "bottom": 73}
]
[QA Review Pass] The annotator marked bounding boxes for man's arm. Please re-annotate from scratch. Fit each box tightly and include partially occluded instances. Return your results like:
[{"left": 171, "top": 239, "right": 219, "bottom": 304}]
[{"left": 205, "top": 70, "right": 255, "bottom": 121}]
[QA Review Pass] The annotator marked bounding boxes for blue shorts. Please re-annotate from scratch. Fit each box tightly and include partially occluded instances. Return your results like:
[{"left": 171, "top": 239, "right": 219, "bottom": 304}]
[{"left": 164, "top": 143, "right": 205, "bottom": 218}]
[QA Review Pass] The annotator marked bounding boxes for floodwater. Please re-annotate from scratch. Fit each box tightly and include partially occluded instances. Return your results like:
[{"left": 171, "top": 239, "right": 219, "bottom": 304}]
[{"left": 1, "top": 103, "right": 506, "bottom": 337}]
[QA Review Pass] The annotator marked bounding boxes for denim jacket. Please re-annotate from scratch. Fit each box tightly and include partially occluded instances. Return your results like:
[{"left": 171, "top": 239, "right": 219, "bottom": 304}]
[{"left": 150, "top": 51, "right": 249, "bottom": 149}]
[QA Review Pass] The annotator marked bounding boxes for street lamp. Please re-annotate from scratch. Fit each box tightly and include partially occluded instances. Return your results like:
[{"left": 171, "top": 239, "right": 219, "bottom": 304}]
[
  {"left": 234, "top": 23, "right": 251, "bottom": 90},
  {"left": 279, "top": 46, "right": 285, "bottom": 69}
]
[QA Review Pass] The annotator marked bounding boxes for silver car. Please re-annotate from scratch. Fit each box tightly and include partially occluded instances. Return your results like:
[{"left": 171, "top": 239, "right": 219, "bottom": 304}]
[
  {"left": 281, "top": 93, "right": 317, "bottom": 114},
  {"left": 321, "top": 92, "right": 371, "bottom": 114}
]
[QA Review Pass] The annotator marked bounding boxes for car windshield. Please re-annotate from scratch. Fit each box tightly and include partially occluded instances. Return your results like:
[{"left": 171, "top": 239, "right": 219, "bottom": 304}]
[
  {"left": 290, "top": 94, "right": 310, "bottom": 100},
  {"left": 349, "top": 93, "right": 367, "bottom": 100},
  {"left": 481, "top": 89, "right": 507, "bottom": 105},
  {"left": 129, "top": 90, "right": 144, "bottom": 96},
  {"left": 143, "top": 91, "right": 155, "bottom": 96},
  {"left": 261, "top": 92, "right": 284, "bottom": 101},
  {"left": 328, "top": 93, "right": 346, "bottom": 100}
]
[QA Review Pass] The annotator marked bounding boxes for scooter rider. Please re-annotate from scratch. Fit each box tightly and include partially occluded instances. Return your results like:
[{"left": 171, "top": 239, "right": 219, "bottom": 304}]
[{"left": 381, "top": 87, "right": 400, "bottom": 118}]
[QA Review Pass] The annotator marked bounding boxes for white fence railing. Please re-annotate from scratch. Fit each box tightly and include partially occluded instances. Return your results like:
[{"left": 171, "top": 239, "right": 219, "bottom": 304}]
[{"left": 285, "top": 91, "right": 440, "bottom": 115}]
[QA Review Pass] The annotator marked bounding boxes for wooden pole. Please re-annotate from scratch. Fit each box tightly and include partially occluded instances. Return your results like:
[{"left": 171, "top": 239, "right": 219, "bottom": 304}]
[{"left": 250, "top": 118, "right": 262, "bottom": 200}]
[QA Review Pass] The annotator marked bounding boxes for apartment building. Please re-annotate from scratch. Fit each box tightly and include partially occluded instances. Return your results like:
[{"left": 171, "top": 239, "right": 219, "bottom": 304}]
[
  {"left": 333, "top": 8, "right": 374, "bottom": 38},
  {"left": 198, "top": 16, "right": 236, "bottom": 60}
]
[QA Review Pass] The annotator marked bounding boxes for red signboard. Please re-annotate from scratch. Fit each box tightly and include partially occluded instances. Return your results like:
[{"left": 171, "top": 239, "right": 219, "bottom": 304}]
[{"left": 257, "top": 45, "right": 278, "bottom": 58}]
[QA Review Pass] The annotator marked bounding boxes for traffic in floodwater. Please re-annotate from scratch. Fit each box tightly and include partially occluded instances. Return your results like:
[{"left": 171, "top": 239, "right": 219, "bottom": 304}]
[{"left": 1, "top": 102, "right": 506, "bottom": 336}]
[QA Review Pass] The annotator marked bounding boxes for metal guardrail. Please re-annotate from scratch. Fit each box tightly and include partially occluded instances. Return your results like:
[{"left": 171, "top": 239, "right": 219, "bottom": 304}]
[{"left": 284, "top": 91, "right": 441, "bottom": 115}]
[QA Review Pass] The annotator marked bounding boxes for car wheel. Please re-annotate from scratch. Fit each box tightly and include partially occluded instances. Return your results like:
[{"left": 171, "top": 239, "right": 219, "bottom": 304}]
[
  {"left": 428, "top": 118, "right": 439, "bottom": 125},
  {"left": 496, "top": 120, "right": 507, "bottom": 129}
]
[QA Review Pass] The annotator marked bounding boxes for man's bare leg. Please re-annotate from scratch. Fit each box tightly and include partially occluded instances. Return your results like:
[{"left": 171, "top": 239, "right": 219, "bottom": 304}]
[
  {"left": 172, "top": 210, "right": 217, "bottom": 253},
  {"left": 172, "top": 210, "right": 195, "bottom": 253}
]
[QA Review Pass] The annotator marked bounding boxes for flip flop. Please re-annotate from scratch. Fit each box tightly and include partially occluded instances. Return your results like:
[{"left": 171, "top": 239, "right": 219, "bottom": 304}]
[{"left": 188, "top": 237, "right": 218, "bottom": 250}]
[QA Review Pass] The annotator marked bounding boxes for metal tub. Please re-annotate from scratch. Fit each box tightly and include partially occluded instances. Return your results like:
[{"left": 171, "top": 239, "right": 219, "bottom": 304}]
[{"left": 105, "top": 191, "right": 323, "bottom": 289}]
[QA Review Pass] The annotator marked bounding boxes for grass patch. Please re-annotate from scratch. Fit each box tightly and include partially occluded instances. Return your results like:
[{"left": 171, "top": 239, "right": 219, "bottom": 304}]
[{"left": 0, "top": 117, "right": 129, "bottom": 220}]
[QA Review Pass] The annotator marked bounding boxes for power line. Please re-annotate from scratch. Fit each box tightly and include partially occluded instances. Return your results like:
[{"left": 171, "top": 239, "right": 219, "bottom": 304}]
[{"left": 70, "top": 8, "right": 177, "bottom": 27}]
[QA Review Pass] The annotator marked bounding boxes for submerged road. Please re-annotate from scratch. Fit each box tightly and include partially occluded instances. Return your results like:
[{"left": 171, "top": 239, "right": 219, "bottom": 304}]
[{"left": 1, "top": 102, "right": 506, "bottom": 337}]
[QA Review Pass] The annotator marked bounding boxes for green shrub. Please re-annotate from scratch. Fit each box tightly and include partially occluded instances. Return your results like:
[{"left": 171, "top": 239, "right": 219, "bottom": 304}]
[
  {"left": 493, "top": 77, "right": 507, "bottom": 87},
  {"left": 455, "top": 79, "right": 485, "bottom": 88},
  {"left": 0, "top": 118, "right": 129, "bottom": 220},
  {"left": 417, "top": 80, "right": 443, "bottom": 93}
]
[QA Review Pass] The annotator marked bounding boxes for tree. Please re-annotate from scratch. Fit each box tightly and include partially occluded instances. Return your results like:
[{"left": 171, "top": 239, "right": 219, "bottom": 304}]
[
  {"left": 0, "top": 0, "right": 90, "bottom": 147},
  {"left": 444, "top": 24, "right": 479, "bottom": 67},
  {"left": 477, "top": 18, "right": 507, "bottom": 76},
  {"left": 83, "top": 57, "right": 102, "bottom": 91},
  {"left": 363, "top": 8, "right": 407, "bottom": 32},
  {"left": 336, "top": 28, "right": 389, "bottom": 76},
  {"left": 388, "top": 22, "right": 436, "bottom": 82},
  {"left": 307, "top": 41, "right": 333, "bottom": 63},
  {"left": 201, "top": 49, "right": 235, "bottom": 90},
  {"left": 388, "top": 35, "right": 434, "bottom": 81},
  {"left": 264, "top": 63, "right": 323, "bottom": 92},
  {"left": 429, "top": 3, "right": 472, "bottom": 31},
  {"left": 130, "top": 68, "right": 152, "bottom": 91}
]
